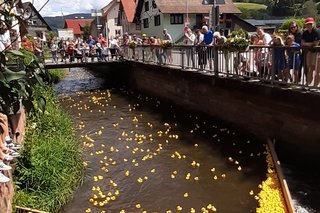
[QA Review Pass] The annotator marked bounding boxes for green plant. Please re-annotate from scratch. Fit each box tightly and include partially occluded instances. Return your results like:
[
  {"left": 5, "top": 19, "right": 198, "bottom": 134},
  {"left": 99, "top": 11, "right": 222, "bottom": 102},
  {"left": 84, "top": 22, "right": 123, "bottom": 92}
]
[
  {"left": 231, "top": 29, "right": 249, "bottom": 39},
  {"left": 48, "top": 69, "right": 68, "bottom": 83},
  {"left": 160, "top": 40, "right": 173, "bottom": 49},
  {"left": 0, "top": 1, "right": 51, "bottom": 115},
  {"left": 280, "top": 18, "right": 305, "bottom": 30},
  {"left": 223, "top": 36, "right": 250, "bottom": 52},
  {"left": 1, "top": 49, "right": 50, "bottom": 114},
  {"left": 128, "top": 41, "right": 137, "bottom": 49},
  {"left": 14, "top": 86, "right": 83, "bottom": 212}
]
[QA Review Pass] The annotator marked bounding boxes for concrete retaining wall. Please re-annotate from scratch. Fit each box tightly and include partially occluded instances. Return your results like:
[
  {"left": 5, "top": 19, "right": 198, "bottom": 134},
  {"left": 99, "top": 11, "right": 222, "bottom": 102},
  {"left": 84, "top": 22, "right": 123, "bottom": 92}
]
[{"left": 95, "top": 61, "right": 320, "bottom": 162}]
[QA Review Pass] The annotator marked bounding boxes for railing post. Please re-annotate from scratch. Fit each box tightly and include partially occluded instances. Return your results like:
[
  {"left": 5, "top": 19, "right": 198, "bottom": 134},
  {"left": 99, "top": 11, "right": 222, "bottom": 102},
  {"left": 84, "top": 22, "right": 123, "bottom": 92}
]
[
  {"left": 214, "top": 46, "right": 219, "bottom": 76},
  {"left": 271, "top": 47, "right": 275, "bottom": 84},
  {"left": 181, "top": 48, "right": 185, "bottom": 70},
  {"left": 142, "top": 46, "right": 145, "bottom": 63}
]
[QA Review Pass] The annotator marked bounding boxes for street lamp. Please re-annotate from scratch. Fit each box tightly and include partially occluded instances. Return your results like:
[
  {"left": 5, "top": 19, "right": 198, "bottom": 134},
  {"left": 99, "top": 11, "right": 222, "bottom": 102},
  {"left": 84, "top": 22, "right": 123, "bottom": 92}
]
[
  {"left": 202, "top": 0, "right": 225, "bottom": 31},
  {"left": 202, "top": 0, "right": 225, "bottom": 75},
  {"left": 91, "top": 9, "right": 103, "bottom": 36}
]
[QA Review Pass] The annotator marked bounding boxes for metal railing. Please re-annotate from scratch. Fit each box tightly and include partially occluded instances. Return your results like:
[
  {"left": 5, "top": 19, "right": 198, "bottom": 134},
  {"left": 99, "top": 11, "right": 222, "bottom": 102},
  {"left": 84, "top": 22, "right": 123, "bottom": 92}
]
[
  {"left": 42, "top": 44, "right": 320, "bottom": 89},
  {"left": 121, "top": 44, "right": 320, "bottom": 89}
]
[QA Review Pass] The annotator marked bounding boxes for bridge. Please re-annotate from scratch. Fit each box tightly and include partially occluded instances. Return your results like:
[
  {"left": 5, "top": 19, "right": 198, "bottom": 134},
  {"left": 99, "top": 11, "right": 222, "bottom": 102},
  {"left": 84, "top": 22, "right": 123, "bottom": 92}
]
[{"left": 44, "top": 45, "right": 320, "bottom": 90}]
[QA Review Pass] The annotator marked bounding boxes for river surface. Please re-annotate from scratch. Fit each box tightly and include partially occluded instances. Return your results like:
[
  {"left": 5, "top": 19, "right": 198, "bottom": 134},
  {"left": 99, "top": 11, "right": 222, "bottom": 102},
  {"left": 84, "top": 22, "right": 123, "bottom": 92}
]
[{"left": 56, "top": 68, "right": 318, "bottom": 213}]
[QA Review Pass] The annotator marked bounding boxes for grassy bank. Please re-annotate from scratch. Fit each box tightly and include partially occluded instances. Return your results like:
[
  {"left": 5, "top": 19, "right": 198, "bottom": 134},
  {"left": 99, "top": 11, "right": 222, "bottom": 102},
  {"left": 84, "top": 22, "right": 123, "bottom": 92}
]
[
  {"left": 14, "top": 85, "right": 83, "bottom": 212},
  {"left": 48, "top": 69, "right": 68, "bottom": 83},
  {"left": 234, "top": 2, "right": 267, "bottom": 10}
]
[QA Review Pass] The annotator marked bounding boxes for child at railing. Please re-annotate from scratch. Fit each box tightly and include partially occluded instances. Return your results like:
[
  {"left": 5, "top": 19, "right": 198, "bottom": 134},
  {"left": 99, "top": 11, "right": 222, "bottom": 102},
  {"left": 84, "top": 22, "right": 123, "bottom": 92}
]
[
  {"left": 285, "top": 35, "right": 301, "bottom": 83},
  {"left": 271, "top": 35, "right": 287, "bottom": 81}
]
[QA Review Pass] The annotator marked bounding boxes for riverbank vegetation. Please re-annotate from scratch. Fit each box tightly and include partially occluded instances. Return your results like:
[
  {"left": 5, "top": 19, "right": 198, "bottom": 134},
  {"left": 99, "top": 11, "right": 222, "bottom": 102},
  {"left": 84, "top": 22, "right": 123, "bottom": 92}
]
[
  {"left": 48, "top": 68, "right": 68, "bottom": 83},
  {"left": 14, "top": 85, "right": 83, "bottom": 212}
]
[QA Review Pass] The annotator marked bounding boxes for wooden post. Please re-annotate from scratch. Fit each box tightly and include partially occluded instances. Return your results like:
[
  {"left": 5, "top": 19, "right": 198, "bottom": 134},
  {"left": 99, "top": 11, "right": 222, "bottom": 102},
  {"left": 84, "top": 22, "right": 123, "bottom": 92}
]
[{"left": 267, "top": 139, "right": 296, "bottom": 213}]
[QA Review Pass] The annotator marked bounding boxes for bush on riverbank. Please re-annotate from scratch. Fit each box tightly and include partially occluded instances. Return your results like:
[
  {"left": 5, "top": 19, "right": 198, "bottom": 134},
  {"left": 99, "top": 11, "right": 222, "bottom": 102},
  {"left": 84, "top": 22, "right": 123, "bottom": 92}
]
[
  {"left": 48, "top": 69, "right": 68, "bottom": 83},
  {"left": 14, "top": 85, "right": 83, "bottom": 212}
]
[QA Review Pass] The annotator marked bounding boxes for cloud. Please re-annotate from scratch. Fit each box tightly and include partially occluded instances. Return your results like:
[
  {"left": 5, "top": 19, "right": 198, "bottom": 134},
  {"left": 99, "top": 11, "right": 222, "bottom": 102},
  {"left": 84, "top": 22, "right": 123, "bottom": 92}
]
[{"left": 22, "top": 0, "right": 112, "bottom": 17}]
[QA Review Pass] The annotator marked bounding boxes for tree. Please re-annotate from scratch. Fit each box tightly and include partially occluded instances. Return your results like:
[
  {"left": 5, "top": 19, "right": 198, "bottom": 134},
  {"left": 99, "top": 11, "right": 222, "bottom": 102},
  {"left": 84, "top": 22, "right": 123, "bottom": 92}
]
[
  {"left": 271, "top": 0, "right": 296, "bottom": 16},
  {"left": 302, "top": 0, "right": 318, "bottom": 17},
  {"left": 80, "top": 24, "right": 90, "bottom": 40}
]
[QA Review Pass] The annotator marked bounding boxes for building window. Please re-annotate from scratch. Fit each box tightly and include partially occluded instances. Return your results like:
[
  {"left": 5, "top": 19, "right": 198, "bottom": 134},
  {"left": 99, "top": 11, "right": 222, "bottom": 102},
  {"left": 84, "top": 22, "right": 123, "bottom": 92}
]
[
  {"left": 115, "top": 29, "right": 121, "bottom": 36},
  {"left": 145, "top": 1, "right": 149, "bottom": 12},
  {"left": 170, "top": 14, "right": 183, "bottom": 24},
  {"left": 143, "top": 18, "right": 149, "bottom": 28},
  {"left": 136, "top": 21, "right": 141, "bottom": 30},
  {"left": 154, "top": 15, "right": 160, "bottom": 26},
  {"left": 114, "top": 18, "right": 118, "bottom": 26},
  {"left": 152, "top": 0, "right": 157, "bottom": 8},
  {"left": 28, "top": 19, "right": 36, "bottom": 25}
]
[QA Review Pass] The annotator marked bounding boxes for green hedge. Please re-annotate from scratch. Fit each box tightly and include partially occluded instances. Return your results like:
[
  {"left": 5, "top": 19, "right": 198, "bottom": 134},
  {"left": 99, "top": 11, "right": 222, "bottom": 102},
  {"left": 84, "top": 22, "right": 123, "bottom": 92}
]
[{"left": 14, "top": 86, "right": 83, "bottom": 212}]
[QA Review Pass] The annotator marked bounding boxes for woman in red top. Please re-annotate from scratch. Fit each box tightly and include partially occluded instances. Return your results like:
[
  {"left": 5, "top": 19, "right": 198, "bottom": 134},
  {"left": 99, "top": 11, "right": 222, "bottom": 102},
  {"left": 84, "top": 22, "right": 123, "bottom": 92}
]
[{"left": 98, "top": 33, "right": 107, "bottom": 48}]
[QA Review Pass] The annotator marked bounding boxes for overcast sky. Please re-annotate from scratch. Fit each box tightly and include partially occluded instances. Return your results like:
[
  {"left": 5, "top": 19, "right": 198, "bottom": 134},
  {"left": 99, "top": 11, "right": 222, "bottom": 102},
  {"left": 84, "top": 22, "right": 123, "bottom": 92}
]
[{"left": 22, "top": 0, "right": 112, "bottom": 17}]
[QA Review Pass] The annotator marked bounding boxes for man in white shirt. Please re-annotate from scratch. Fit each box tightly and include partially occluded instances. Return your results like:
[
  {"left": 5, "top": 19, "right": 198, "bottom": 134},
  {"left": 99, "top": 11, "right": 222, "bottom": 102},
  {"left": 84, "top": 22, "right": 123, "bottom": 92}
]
[{"left": 184, "top": 28, "right": 195, "bottom": 68}]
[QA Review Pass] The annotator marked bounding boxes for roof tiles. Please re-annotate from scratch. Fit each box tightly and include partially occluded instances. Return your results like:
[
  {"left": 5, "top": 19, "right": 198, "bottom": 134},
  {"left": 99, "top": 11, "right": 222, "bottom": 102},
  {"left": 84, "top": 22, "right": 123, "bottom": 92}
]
[
  {"left": 121, "top": 0, "right": 137, "bottom": 22},
  {"left": 64, "top": 19, "right": 93, "bottom": 35}
]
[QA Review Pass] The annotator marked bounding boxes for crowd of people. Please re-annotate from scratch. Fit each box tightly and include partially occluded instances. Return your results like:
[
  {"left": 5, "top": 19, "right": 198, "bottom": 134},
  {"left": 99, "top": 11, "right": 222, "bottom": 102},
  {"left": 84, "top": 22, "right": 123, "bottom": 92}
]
[{"left": 113, "top": 17, "right": 319, "bottom": 86}]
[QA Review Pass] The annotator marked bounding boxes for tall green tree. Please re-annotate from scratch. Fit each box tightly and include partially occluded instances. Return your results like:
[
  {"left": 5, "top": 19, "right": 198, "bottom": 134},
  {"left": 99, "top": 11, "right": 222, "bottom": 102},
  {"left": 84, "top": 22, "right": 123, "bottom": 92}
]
[
  {"left": 302, "top": 0, "right": 318, "bottom": 17},
  {"left": 271, "top": 0, "right": 296, "bottom": 16}
]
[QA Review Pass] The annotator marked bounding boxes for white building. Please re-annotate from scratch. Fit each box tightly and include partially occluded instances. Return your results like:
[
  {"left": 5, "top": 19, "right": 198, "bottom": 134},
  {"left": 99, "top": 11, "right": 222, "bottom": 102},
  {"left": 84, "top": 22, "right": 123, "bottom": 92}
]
[
  {"left": 102, "top": 0, "right": 123, "bottom": 41},
  {"left": 134, "top": 0, "right": 241, "bottom": 42}
]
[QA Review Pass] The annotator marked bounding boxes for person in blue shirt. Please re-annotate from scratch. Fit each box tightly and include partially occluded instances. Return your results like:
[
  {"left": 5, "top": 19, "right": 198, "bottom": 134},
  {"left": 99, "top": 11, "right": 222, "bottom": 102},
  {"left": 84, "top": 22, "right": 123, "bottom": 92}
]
[
  {"left": 285, "top": 35, "right": 301, "bottom": 83},
  {"left": 86, "top": 35, "right": 96, "bottom": 49},
  {"left": 86, "top": 35, "right": 96, "bottom": 62},
  {"left": 201, "top": 26, "right": 214, "bottom": 70}
]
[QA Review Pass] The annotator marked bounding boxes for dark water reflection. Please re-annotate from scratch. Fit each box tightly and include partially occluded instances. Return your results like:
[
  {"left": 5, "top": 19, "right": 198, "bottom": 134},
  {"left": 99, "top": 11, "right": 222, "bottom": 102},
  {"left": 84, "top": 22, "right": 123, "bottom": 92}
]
[{"left": 54, "top": 68, "right": 316, "bottom": 213}]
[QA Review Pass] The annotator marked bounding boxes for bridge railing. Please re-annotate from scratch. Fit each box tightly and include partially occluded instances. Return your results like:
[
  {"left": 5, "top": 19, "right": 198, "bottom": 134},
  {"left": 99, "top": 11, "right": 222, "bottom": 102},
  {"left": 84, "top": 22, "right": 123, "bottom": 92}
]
[{"left": 122, "top": 44, "right": 320, "bottom": 89}]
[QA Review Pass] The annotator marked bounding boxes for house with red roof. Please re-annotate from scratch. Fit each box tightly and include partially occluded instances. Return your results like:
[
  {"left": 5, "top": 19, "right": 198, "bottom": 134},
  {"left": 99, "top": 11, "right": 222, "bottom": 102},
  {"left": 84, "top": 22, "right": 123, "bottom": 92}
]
[
  {"left": 64, "top": 19, "right": 94, "bottom": 38},
  {"left": 118, "top": 0, "right": 141, "bottom": 36}
]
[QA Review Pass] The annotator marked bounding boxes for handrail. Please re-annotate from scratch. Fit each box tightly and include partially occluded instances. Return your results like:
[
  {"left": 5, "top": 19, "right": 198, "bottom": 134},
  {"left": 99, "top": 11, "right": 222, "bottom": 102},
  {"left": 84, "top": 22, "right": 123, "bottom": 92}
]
[{"left": 43, "top": 44, "right": 320, "bottom": 89}]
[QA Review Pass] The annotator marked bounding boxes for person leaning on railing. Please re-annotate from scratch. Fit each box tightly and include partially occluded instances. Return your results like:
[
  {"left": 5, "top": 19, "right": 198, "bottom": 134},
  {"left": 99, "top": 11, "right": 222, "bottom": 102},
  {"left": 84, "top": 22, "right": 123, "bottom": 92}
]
[
  {"left": 285, "top": 35, "right": 301, "bottom": 83},
  {"left": 109, "top": 36, "right": 120, "bottom": 60},
  {"left": 201, "top": 25, "right": 214, "bottom": 70},
  {"left": 58, "top": 38, "right": 67, "bottom": 63},
  {"left": 250, "top": 33, "right": 264, "bottom": 76},
  {"left": 301, "top": 17, "right": 320, "bottom": 86},
  {"left": 184, "top": 28, "right": 196, "bottom": 69},
  {"left": 194, "top": 29, "right": 205, "bottom": 70},
  {"left": 287, "top": 22, "right": 303, "bottom": 82},
  {"left": 257, "top": 27, "right": 272, "bottom": 78},
  {"left": 162, "top": 29, "right": 173, "bottom": 64},
  {"left": 49, "top": 39, "right": 58, "bottom": 64},
  {"left": 270, "top": 35, "right": 288, "bottom": 81}
]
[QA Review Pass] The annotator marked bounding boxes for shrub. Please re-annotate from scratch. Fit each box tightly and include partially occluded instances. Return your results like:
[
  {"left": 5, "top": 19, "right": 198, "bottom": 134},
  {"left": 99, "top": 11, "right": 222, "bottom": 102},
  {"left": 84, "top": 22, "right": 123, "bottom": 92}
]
[
  {"left": 280, "top": 18, "right": 305, "bottom": 31},
  {"left": 48, "top": 69, "right": 68, "bottom": 83}
]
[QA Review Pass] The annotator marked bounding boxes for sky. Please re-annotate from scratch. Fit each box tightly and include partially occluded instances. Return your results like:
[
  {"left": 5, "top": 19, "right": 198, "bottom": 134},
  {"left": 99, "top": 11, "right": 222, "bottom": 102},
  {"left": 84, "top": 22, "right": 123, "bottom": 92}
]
[{"left": 22, "top": 0, "right": 112, "bottom": 17}]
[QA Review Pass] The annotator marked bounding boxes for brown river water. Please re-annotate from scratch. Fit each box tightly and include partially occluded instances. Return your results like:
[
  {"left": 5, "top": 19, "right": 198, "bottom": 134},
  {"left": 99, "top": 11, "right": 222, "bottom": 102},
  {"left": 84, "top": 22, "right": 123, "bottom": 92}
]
[{"left": 56, "top": 68, "right": 318, "bottom": 213}]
